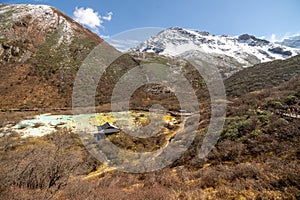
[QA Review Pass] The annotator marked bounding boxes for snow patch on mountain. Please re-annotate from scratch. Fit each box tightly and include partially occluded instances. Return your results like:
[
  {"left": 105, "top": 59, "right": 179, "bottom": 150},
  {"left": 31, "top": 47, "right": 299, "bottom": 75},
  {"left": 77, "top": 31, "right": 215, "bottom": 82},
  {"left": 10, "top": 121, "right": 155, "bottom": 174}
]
[
  {"left": 0, "top": 4, "right": 74, "bottom": 44},
  {"left": 132, "top": 27, "right": 300, "bottom": 68}
]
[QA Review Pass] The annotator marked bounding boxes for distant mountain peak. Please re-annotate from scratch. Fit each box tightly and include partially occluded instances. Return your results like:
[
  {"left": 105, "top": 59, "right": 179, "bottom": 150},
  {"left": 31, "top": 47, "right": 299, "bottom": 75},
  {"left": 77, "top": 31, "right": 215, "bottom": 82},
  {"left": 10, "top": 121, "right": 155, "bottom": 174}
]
[
  {"left": 277, "top": 35, "right": 300, "bottom": 49},
  {"left": 133, "top": 27, "right": 299, "bottom": 59},
  {"left": 132, "top": 27, "right": 300, "bottom": 78},
  {"left": 168, "top": 26, "right": 184, "bottom": 31}
]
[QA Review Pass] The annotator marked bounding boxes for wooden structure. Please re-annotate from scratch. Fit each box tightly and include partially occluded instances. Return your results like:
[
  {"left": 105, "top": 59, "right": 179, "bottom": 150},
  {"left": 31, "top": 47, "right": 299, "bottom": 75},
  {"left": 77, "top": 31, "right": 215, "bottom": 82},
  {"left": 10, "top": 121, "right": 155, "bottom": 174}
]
[{"left": 94, "top": 122, "right": 120, "bottom": 141}]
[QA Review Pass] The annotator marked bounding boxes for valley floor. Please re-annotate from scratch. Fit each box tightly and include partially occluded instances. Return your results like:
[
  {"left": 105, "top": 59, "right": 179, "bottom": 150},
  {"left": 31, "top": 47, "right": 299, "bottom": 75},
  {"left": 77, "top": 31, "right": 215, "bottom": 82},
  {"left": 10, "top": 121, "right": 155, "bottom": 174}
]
[{"left": 0, "top": 102, "right": 299, "bottom": 199}]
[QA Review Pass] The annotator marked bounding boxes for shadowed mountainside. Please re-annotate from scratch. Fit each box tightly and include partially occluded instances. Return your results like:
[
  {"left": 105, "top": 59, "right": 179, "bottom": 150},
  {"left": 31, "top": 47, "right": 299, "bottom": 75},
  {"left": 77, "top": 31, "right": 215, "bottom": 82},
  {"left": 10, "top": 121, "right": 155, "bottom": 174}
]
[{"left": 225, "top": 54, "right": 300, "bottom": 97}]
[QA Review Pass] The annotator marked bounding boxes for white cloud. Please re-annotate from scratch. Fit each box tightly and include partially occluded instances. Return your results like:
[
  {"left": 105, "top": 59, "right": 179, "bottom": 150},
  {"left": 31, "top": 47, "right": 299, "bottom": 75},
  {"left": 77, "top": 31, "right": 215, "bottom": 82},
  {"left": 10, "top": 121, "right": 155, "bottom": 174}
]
[
  {"left": 108, "top": 39, "right": 141, "bottom": 51},
  {"left": 103, "top": 12, "right": 113, "bottom": 21},
  {"left": 100, "top": 35, "right": 111, "bottom": 39},
  {"left": 281, "top": 32, "right": 300, "bottom": 41},
  {"left": 73, "top": 7, "right": 113, "bottom": 34},
  {"left": 267, "top": 32, "right": 300, "bottom": 43},
  {"left": 270, "top": 34, "right": 277, "bottom": 42},
  {"left": 73, "top": 7, "right": 103, "bottom": 33},
  {"left": 104, "top": 27, "right": 163, "bottom": 51}
]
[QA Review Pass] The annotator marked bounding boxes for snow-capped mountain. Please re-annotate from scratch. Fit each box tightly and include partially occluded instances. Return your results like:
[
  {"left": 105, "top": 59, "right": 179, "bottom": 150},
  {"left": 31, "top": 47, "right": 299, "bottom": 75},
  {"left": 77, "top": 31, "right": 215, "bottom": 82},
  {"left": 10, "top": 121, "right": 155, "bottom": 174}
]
[
  {"left": 132, "top": 27, "right": 300, "bottom": 77},
  {"left": 0, "top": 4, "right": 74, "bottom": 44},
  {"left": 277, "top": 35, "right": 300, "bottom": 49}
]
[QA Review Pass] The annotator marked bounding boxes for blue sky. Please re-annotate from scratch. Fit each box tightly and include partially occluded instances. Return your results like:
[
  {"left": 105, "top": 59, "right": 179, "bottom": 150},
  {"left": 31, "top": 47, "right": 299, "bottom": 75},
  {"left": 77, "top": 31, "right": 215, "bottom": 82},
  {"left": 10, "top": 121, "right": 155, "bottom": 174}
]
[{"left": 2, "top": 0, "right": 300, "bottom": 49}]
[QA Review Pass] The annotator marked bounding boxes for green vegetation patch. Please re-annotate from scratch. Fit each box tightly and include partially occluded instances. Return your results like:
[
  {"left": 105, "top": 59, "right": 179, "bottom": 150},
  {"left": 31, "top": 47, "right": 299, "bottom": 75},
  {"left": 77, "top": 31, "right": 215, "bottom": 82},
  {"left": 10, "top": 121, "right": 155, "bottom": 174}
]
[
  {"left": 222, "top": 110, "right": 273, "bottom": 140},
  {"left": 33, "top": 23, "right": 97, "bottom": 75}
]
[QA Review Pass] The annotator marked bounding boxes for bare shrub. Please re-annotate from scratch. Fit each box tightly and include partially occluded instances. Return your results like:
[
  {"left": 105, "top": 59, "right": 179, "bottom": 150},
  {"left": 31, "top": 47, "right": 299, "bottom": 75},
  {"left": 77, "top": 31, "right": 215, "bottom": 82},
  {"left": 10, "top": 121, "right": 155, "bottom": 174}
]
[{"left": 0, "top": 130, "right": 101, "bottom": 195}]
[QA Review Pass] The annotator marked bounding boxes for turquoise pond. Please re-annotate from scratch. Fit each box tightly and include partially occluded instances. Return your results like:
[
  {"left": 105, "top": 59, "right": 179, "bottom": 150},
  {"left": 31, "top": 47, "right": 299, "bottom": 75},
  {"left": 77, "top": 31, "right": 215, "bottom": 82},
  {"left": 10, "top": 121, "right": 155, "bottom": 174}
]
[{"left": 2, "top": 111, "right": 172, "bottom": 138}]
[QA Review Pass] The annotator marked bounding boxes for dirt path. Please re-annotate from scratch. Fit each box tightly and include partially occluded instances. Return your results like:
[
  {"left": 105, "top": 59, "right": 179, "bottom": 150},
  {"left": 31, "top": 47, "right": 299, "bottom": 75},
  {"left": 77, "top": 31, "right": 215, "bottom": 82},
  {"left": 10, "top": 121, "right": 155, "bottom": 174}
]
[
  {"left": 83, "top": 165, "right": 116, "bottom": 180},
  {"left": 162, "top": 116, "right": 189, "bottom": 148}
]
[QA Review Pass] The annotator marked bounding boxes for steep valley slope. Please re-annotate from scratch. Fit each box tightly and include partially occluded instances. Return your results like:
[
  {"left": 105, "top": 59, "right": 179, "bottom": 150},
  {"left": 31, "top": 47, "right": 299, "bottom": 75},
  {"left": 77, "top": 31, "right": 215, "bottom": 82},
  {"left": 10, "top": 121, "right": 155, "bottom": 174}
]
[{"left": 0, "top": 4, "right": 139, "bottom": 111}]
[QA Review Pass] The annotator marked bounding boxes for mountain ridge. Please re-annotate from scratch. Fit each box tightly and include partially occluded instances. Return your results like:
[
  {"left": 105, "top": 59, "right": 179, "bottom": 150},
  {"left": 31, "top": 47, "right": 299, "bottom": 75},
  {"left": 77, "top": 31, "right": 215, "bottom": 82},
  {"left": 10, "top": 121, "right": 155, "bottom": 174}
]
[
  {"left": 225, "top": 54, "right": 300, "bottom": 97},
  {"left": 0, "top": 4, "right": 129, "bottom": 110},
  {"left": 132, "top": 27, "right": 300, "bottom": 77}
]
